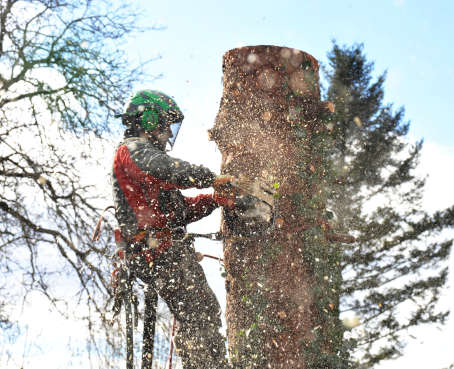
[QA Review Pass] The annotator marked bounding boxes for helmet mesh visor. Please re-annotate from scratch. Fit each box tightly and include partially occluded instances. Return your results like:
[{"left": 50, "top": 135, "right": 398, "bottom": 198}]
[{"left": 168, "top": 122, "right": 182, "bottom": 148}]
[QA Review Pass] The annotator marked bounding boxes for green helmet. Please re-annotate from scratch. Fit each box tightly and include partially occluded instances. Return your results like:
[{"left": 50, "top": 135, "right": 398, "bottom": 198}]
[
  {"left": 122, "top": 90, "right": 184, "bottom": 130},
  {"left": 121, "top": 90, "right": 184, "bottom": 148}
]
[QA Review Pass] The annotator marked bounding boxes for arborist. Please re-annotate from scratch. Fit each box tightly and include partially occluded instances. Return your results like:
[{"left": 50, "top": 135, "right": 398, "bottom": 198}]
[{"left": 112, "top": 90, "right": 235, "bottom": 369}]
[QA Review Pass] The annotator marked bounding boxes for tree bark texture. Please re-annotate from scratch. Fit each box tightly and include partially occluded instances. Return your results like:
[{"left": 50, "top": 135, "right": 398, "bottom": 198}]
[{"left": 210, "top": 46, "right": 336, "bottom": 369}]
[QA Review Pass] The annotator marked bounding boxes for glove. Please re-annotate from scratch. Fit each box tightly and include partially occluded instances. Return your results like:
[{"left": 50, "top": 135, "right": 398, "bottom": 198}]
[
  {"left": 213, "top": 193, "right": 235, "bottom": 208},
  {"left": 213, "top": 175, "right": 237, "bottom": 192},
  {"left": 213, "top": 175, "right": 237, "bottom": 209}
]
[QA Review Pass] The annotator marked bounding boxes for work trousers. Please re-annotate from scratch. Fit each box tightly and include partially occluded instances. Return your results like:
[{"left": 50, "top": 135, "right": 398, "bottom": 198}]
[{"left": 129, "top": 238, "right": 230, "bottom": 369}]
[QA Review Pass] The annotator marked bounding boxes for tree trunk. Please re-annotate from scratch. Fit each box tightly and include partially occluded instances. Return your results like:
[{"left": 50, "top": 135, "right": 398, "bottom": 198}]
[{"left": 210, "top": 46, "right": 340, "bottom": 369}]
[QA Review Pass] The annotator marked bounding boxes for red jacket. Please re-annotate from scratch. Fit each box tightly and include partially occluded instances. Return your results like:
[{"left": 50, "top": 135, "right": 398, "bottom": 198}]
[{"left": 112, "top": 137, "right": 219, "bottom": 241}]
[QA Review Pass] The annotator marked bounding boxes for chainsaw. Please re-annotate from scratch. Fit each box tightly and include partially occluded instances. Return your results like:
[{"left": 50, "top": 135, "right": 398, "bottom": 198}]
[{"left": 213, "top": 174, "right": 277, "bottom": 236}]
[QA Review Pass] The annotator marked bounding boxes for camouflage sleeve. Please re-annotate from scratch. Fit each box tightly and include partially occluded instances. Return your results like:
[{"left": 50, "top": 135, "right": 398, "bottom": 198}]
[{"left": 130, "top": 145, "right": 217, "bottom": 189}]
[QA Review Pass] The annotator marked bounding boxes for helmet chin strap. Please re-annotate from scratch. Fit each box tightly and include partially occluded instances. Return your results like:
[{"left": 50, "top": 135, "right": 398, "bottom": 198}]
[
  {"left": 153, "top": 131, "right": 172, "bottom": 152},
  {"left": 141, "top": 131, "right": 165, "bottom": 151}
]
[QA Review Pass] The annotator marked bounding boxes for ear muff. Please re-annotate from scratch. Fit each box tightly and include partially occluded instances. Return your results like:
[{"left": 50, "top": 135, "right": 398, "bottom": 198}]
[{"left": 140, "top": 109, "right": 160, "bottom": 132}]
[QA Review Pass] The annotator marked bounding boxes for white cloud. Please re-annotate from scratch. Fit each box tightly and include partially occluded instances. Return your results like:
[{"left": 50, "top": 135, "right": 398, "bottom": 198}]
[{"left": 417, "top": 140, "right": 454, "bottom": 213}]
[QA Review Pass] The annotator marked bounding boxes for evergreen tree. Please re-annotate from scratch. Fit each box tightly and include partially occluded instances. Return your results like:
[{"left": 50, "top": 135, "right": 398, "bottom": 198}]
[{"left": 323, "top": 42, "right": 454, "bottom": 367}]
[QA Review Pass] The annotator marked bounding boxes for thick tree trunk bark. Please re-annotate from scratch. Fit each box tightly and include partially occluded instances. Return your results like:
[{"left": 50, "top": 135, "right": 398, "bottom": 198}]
[{"left": 210, "top": 46, "right": 337, "bottom": 369}]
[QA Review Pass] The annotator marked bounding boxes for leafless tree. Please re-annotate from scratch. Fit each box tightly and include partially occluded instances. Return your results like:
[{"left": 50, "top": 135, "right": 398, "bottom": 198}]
[{"left": 0, "top": 0, "right": 160, "bottom": 365}]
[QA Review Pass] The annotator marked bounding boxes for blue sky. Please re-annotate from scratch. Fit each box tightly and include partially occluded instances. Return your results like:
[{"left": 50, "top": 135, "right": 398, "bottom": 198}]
[{"left": 128, "top": 0, "right": 453, "bottom": 146}]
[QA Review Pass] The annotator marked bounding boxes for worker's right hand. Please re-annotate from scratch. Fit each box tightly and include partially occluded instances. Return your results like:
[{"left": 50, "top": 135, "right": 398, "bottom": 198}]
[{"left": 213, "top": 175, "right": 237, "bottom": 209}]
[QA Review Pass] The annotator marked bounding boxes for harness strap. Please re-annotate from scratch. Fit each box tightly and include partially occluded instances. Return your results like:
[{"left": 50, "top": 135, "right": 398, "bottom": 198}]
[{"left": 115, "top": 227, "right": 187, "bottom": 266}]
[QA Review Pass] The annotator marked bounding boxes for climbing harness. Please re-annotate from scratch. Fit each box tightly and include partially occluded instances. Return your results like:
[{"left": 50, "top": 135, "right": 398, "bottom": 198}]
[{"left": 92, "top": 208, "right": 227, "bottom": 369}]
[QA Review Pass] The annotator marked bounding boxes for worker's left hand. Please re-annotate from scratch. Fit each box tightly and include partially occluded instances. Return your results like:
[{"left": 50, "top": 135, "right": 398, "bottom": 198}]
[
  {"left": 213, "top": 175, "right": 237, "bottom": 193},
  {"left": 213, "top": 175, "right": 238, "bottom": 208}
]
